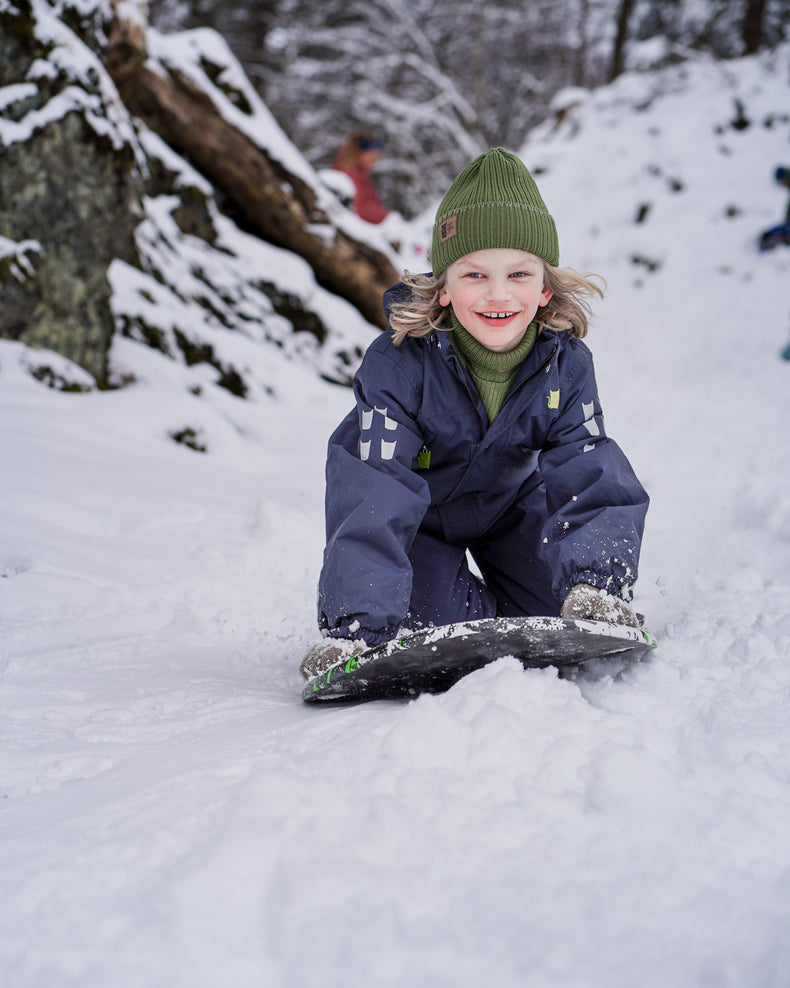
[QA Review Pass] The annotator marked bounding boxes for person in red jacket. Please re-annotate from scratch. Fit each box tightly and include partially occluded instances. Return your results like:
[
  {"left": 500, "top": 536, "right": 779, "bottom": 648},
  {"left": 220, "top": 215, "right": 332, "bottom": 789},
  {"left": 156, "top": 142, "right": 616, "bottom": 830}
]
[{"left": 332, "top": 132, "right": 390, "bottom": 224}]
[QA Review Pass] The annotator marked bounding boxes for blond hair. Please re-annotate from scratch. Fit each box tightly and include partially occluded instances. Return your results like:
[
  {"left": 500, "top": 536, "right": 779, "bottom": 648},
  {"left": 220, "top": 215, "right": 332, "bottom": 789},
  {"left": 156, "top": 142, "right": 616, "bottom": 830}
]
[{"left": 388, "top": 263, "right": 604, "bottom": 347}]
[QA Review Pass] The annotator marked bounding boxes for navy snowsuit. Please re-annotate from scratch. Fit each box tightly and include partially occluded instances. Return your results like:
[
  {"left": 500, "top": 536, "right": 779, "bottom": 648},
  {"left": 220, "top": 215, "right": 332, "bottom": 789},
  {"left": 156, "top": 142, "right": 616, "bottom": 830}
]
[{"left": 318, "top": 289, "right": 649, "bottom": 645}]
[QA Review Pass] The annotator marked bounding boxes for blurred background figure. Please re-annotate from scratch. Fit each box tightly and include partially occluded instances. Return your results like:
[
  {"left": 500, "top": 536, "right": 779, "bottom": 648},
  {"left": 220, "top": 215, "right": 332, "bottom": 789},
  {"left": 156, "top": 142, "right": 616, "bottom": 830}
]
[
  {"left": 758, "top": 165, "right": 790, "bottom": 251},
  {"left": 330, "top": 132, "right": 391, "bottom": 224},
  {"left": 776, "top": 165, "right": 790, "bottom": 218}
]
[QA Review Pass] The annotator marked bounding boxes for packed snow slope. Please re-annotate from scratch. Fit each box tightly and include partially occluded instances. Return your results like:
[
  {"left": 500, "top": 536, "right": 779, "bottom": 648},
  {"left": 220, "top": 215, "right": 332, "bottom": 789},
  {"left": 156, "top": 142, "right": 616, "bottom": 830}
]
[{"left": 2, "top": 43, "right": 790, "bottom": 988}]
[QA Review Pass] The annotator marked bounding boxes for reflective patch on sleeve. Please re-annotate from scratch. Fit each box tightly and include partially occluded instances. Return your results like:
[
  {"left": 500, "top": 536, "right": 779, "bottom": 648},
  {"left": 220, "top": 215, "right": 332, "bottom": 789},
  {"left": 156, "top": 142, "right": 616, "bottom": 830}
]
[
  {"left": 582, "top": 400, "right": 601, "bottom": 447},
  {"left": 547, "top": 390, "right": 560, "bottom": 410},
  {"left": 584, "top": 418, "right": 600, "bottom": 437},
  {"left": 359, "top": 403, "right": 400, "bottom": 461},
  {"left": 374, "top": 406, "right": 398, "bottom": 430}
]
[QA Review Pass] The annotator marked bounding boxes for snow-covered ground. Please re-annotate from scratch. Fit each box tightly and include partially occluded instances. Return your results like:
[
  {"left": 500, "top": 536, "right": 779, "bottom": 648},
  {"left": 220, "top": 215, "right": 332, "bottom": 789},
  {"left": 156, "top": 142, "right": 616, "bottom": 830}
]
[{"left": 2, "top": 41, "right": 790, "bottom": 988}]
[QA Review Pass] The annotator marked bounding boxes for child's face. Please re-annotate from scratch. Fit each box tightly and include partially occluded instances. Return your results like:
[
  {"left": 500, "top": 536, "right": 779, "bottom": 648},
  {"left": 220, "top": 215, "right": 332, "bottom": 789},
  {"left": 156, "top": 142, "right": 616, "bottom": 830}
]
[{"left": 439, "top": 249, "right": 553, "bottom": 353}]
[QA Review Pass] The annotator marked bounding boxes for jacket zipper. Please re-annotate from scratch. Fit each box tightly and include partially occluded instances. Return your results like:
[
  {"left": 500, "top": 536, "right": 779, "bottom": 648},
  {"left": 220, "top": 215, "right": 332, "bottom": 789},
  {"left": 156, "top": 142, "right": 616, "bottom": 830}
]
[{"left": 477, "top": 335, "right": 560, "bottom": 451}]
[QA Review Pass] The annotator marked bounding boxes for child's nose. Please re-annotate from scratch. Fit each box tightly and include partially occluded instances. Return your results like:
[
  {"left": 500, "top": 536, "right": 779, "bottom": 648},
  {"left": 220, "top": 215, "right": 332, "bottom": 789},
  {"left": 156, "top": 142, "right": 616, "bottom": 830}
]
[{"left": 486, "top": 278, "right": 512, "bottom": 300}]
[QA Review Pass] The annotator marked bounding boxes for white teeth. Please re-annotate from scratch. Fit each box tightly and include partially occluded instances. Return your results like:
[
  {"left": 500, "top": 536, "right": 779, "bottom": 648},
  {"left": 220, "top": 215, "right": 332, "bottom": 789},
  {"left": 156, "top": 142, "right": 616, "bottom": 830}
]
[{"left": 481, "top": 312, "right": 514, "bottom": 319}]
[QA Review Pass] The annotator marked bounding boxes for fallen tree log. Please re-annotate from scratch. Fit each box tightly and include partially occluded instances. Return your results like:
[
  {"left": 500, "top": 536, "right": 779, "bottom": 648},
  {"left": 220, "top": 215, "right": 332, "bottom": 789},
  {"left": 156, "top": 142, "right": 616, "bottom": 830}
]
[{"left": 103, "top": 14, "right": 397, "bottom": 330}]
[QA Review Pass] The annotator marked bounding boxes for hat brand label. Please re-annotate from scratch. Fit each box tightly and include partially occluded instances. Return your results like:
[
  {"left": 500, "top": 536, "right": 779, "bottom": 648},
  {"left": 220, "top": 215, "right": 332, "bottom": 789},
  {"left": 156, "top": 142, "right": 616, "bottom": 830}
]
[{"left": 439, "top": 215, "right": 457, "bottom": 242}]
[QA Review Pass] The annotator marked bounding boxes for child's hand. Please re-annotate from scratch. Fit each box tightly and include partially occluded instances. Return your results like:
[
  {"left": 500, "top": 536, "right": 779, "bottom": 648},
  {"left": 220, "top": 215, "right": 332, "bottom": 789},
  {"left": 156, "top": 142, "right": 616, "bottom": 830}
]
[{"left": 561, "top": 583, "right": 640, "bottom": 627}]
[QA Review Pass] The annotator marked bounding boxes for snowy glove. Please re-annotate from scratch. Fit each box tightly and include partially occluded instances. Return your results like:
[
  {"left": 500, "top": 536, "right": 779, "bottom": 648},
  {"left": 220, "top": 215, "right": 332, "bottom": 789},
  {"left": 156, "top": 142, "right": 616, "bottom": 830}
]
[
  {"left": 299, "top": 637, "right": 367, "bottom": 680},
  {"left": 561, "top": 583, "right": 640, "bottom": 628}
]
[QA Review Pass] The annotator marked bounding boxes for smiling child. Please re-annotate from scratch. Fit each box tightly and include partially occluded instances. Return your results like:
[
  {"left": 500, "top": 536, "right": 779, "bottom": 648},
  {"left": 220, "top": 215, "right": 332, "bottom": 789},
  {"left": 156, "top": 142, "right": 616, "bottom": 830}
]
[{"left": 302, "top": 148, "right": 649, "bottom": 679}]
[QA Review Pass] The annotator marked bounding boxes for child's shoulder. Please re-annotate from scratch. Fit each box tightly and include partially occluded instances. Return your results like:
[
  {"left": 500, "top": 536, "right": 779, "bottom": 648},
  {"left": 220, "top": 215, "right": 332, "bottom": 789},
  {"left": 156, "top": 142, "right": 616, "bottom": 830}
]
[
  {"left": 559, "top": 332, "right": 593, "bottom": 358},
  {"left": 356, "top": 330, "right": 434, "bottom": 404},
  {"left": 542, "top": 330, "right": 597, "bottom": 386},
  {"left": 357, "top": 329, "right": 439, "bottom": 387},
  {"left": 542, "top": 328, "right": 594, "bottom": 361},
  {"left": 364, "top": 326, "right": 437, "bottom": 366}
]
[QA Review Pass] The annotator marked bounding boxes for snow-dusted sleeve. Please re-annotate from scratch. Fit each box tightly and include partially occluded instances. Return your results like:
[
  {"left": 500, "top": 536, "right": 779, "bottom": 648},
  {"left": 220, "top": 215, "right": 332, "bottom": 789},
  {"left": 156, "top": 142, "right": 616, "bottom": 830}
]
[
  {"left": 318, "top": 346, "right": 431, "bottom": 644},
  {"left": 538, "top": 343, "right": 649, "bottom": 602}
]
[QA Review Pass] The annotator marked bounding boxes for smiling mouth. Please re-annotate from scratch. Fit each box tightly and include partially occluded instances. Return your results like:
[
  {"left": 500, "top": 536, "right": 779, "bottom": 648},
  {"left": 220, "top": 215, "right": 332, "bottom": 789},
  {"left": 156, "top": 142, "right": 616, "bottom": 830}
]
[{"left": 479, "top": 311, "right": 517, "bottom": 320}]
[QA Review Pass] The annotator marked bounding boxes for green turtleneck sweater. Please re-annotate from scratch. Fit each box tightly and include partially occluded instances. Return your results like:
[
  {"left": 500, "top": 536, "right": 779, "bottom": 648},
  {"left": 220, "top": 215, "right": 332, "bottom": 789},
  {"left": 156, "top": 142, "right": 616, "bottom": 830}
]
[{"left": 448, "top": 310, "right": 538, "bottom": 423}]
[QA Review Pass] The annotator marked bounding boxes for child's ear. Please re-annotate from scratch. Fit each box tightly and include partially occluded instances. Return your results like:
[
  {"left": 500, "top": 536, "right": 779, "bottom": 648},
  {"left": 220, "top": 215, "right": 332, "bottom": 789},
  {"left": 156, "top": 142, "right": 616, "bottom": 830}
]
[
  {"left": 539, "top": 285, "right": 554, "bottom": 307},
  {"left": 439, "top": 287, "right": 450, "bottom": 307}
]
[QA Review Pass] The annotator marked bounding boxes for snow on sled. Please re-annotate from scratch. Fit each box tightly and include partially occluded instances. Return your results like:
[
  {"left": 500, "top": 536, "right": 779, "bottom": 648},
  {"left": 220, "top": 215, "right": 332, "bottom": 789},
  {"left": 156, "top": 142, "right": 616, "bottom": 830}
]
[{"left": 302, "top": 615, "right": 657, "bottom": 704}]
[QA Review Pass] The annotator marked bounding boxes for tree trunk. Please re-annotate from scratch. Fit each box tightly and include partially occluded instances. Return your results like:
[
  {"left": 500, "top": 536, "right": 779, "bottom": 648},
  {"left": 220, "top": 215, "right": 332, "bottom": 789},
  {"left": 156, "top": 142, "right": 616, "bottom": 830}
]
[
  {"left": 103, "top": 15, "right": 397, "bottom": 331},
  {"left": 741, "top": 0, "right": 768, "bottom": 53},
  {"left": 608, "top": 0, "right": 637, "bottom": 82},
  {"left": 574, "top": 0, "right": 591, "bottom": 87}
]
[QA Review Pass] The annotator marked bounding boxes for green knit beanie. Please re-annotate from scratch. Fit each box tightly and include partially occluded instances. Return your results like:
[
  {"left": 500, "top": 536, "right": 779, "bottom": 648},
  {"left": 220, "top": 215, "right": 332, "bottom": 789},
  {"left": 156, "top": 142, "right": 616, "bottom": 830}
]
[{"left": 431, "top": 148, "right": 559, "bottom": 275}]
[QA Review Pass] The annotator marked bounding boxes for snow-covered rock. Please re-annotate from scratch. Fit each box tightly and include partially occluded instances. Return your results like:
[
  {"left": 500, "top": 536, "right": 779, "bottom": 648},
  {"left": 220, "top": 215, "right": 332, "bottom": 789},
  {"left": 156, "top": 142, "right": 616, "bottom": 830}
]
[{"left": 0, "top": 0, "right": 385, "bottom": 393}]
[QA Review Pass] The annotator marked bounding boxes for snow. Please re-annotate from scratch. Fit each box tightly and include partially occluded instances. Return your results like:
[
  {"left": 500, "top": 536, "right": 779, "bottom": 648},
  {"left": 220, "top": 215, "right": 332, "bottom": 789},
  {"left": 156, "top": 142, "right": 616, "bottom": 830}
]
[
  {"left": 0, "top": 237, "right": 43, "bottom": 281},
  {"left": 0, "top": 85, "right": 101, "bottom": 145},
  {"left": 20, "top": 0, "right": 141, "bottom": 154},
  {"left": 109, "top": 189, "right": 379, "bottom": 390},
  {"left": 2, "top": 36, "right": 790, "bottom": 988},
  {"left": 143, "top": 25, "right": 406, "bottom": 268}
]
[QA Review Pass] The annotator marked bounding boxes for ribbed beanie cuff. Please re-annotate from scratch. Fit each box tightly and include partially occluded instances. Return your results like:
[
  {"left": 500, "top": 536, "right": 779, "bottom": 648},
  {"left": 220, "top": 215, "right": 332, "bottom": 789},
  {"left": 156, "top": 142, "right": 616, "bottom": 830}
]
[{"left": 432, "top": 148, "right": 559, "bottom": 275}]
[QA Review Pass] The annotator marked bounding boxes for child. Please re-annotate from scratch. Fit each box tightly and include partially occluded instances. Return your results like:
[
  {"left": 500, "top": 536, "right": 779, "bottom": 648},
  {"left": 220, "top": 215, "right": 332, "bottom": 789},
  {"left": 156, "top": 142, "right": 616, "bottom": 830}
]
[{"left": 302, "top": 148, "right": 649, "bottom": 679}]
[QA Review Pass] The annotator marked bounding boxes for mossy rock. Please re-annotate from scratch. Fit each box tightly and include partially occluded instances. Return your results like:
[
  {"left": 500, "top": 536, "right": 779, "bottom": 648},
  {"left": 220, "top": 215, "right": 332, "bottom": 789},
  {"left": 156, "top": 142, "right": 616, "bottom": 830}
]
[{"left": 0, "top": 108, "right": 141, "bottom": 383}]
